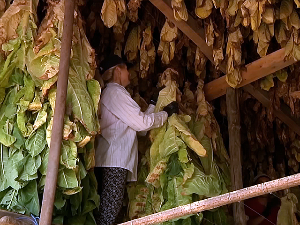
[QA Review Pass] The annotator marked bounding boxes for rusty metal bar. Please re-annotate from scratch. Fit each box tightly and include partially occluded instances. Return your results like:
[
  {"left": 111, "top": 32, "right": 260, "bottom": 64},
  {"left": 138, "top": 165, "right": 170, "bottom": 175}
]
[
  {"left": 39, "top": 1, "right": 75, "bottom": 225},
  {"left": 120, "top": 173, "right": 300, "bottom": 225}
]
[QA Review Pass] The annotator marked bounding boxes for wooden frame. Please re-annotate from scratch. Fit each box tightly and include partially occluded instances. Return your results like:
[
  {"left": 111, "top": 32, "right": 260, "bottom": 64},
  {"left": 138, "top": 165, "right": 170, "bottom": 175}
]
[{"left": 148, "top": 0, "right": 300, "bottom": 135}]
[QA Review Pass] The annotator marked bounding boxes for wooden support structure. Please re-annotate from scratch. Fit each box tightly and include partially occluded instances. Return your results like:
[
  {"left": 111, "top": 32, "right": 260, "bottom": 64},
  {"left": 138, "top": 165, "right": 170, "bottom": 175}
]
[
  {"left": 148, "top": 0, "right": 296, "bottom": 103},
  {"left": 226, "top": 88, "right": 246, "bottom": 225},
  {"left": 204, "top": 49, "right": 296, "bottom": 101},
  {"left": 119, "top": 172, "right": 300, "bottom": 225},
  {"left": 243, "top": 84, "right": 300, "bottom": 136},
  {"left": 39, "top": 1, "right": 75, "bottom": 224}
]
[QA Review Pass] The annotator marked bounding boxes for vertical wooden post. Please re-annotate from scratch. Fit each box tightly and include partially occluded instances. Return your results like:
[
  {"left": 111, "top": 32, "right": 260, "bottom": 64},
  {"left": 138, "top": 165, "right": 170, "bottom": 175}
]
[
  {"left": 39, "top": 1, "right": 75, "bottom": 224},
  {"left": 226, "top": 87, "right": 247, "bottom": 225}
]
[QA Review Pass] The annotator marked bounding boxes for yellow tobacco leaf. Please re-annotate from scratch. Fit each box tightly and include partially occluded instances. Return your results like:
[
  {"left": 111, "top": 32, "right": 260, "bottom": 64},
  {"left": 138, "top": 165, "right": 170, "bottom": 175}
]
[
  {"left": 280, "top": 0, "right": 293, "bottom": 20},
  {"left": 262, "top": 7, "right": 275, "bottom": 24},
  {"left": 101, "top": 0, "right": 117, "bottom": 28},
  {"left": 260, "top": 74, "right": 274, "bottom": 91},
  {"left": 161, "top": 19, "right": 178, "bottom": 42},
  {"left": 168, "top": 114, "right": 207, "bottom": 157},
  {"left": 195, "top": 0, "right": 213, "bottom": 19},
  {"left": 290, "top": 9, "right": 300, "bottom": 29},
  {"left": 124, "top": 25, "right": 141, "bottom": 62},
  {"left": 171, "top": 0, "right": 188, "bottom": 21}
]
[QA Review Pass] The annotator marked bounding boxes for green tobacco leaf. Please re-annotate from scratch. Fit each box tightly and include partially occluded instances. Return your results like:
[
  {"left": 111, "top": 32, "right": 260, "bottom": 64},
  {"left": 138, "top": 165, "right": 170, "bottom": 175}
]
[
  {"left": 67, "top": 215, "right": 87, "bottom": 225},
  {"left": 39, "top": 148, "right": 49, "bottom": 176},
  {"left": 54, "top": 190, "right": 66, "bottom": 210},
  {"left": 183, "top": 167, "right": 221, "bottom": 198},
  {"left": 199, "top": 135, "right": 213, "bottom": 174},
  {"left": 32, "top": 105, "right": 47, "bottom": 131},
  {"left": 18, "top": 155, "right": 41, "bottom": 181},
  {"left": 57, "top": 167, "right": 78, "bottom": 189},
  {"left": 18, "top": 180, "right": 40, "bottom": 216},
  {"left": 5, "top": 149, "right": 24, "bottom": 190},
  {"left": 166, "top": 153, "right": 183, "bottom": 177},
  {"left": 159, "top": 126, "right": 179, "bottom": 158},
  {"left": 67, "top": 71, "right": 98, "bottom": 135},
  {"left": 8, "top": 68, "right": 24, "bottom": 86},
  {"left": 0, "top": 88, "right": 5, "bottom": 106},
  {"left": 23, "top": 73, "right": 35, "bottom": 102},
  {"left": 86, "top": 79, "right": 101, "bottom": 115},
  {"left": 70, "top": 192, "right": 83, "bottom": 216},
  {"left": 60, "top": 140, "right": 78, "bottom": 169},
  {"left": 85, "top": 212, "right": 97, "bottom": 225},
  {"left": 25, "top": 126, "right": 46, "bottom": 157},
  {"left": 13, "top": 124, "right": 25, "bottom": 149},
  {"left": 26, "top": 39, "right": 60, "bottom": 80},
  {"left": 0, "top": 119, "right": 16, "bottom": 147},
  {"left": 2, "top": 88, "right": 17, "bottom": 119},
  {"left": 0, "top": 144, "right": 9, "bottom": 191},
  {"left": 82, "top": 175, "right": 99, "bottom": 215},
  {"left": 168, "top": 115, "right": 207, "bottom": 157}
]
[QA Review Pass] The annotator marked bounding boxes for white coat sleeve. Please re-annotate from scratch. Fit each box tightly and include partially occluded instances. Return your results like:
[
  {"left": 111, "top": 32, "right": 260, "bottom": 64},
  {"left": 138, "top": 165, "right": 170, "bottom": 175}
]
[
  {"left": 137, "top": 104, "right": 156, "bottom": 136},
  {"left": 106, "top": 90, "right": 168, "bottom": 132}
]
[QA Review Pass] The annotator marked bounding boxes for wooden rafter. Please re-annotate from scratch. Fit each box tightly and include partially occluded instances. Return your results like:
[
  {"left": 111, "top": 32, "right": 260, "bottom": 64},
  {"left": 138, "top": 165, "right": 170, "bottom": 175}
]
[
  {"left": 149, "top": 0, "right": 300, "bottom": 136},
  {"left": 204, "top": 49, "right": 296, "bottom": 101}
]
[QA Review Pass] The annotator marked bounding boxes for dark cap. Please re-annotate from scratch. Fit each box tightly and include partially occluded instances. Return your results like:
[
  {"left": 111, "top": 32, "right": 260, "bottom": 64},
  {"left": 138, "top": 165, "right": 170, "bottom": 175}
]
[{"left": 98, "top": 54, "right": 129, "bottom": 75}]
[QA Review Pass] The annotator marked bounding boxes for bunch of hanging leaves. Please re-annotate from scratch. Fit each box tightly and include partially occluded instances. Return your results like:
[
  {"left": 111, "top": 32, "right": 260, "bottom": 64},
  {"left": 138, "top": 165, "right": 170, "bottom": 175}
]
[
  {"left": 127, "top": 69, "right": 231, "bottom": 225},
  {"left": 0, "top": 1, "right": 100, "bottom": 224}
]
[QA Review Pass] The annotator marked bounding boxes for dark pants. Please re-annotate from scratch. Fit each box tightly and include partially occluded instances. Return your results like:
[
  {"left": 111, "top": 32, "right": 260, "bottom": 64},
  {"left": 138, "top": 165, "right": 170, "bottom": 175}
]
[{"left": 94, "top": 167, "right": 128, "bottom": 225}]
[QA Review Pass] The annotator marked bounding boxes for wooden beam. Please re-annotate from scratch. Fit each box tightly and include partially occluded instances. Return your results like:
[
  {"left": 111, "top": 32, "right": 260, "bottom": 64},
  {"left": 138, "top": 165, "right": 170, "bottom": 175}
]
[
  {"left": 226, "top": 88, "right": 246, "bottom": 225},
  {"left": 148, "top": 0, "right": 228, "bottom": 71},
  {"left": 120, "top": 173, "right": 300, "bottom": 225},
  {"left": 243, "top": 84, "right": 300, "bottom": 136},
  {"left": 204, "top": 49, "right": 296, "bottom": 101}
]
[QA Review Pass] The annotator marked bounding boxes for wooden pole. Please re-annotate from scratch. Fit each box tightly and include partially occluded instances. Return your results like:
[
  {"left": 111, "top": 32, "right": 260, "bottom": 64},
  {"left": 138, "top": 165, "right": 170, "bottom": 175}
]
[
  {"left": 226, "top": 88, "right": 246, "bottom": 225},
  {"left": 39, "top": 1, "right": 75, "bottom": 225},
  {"left": 119, "top": 172, "right": 300, "bottom": 225}
]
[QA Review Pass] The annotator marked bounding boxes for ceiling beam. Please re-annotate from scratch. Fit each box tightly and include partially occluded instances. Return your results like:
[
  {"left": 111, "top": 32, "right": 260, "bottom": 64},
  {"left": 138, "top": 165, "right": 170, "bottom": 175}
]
[
  {"left": 243, "top": 84, "right": 300, "bottom": 136},
  {"left": 204, "top": 49, "right": 296, "bottom": 101}
]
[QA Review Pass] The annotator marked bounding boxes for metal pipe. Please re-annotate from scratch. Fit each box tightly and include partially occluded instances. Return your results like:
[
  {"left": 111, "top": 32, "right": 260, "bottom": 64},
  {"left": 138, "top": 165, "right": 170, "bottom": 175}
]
[
  {"left": 39, "top": 1, "right": 75, "bottom": 224},
  {"left": 120, "top": 173, "right": 300, "bottom": 225}
]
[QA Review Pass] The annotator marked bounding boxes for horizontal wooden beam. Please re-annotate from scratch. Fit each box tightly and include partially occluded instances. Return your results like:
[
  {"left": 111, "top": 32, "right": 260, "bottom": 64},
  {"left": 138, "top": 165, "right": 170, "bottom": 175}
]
[
  {"left": 148, "top": 0, "right": 228, "bottom": 71},
  {"left": 120, "top": 172, "right": 300, "bottom": 225},
  {"left": 204, "top": 48, "right": 296, "bottom": 101},
  {"left": 243, "top": 84, "right": 300, "bottom": 136}
]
